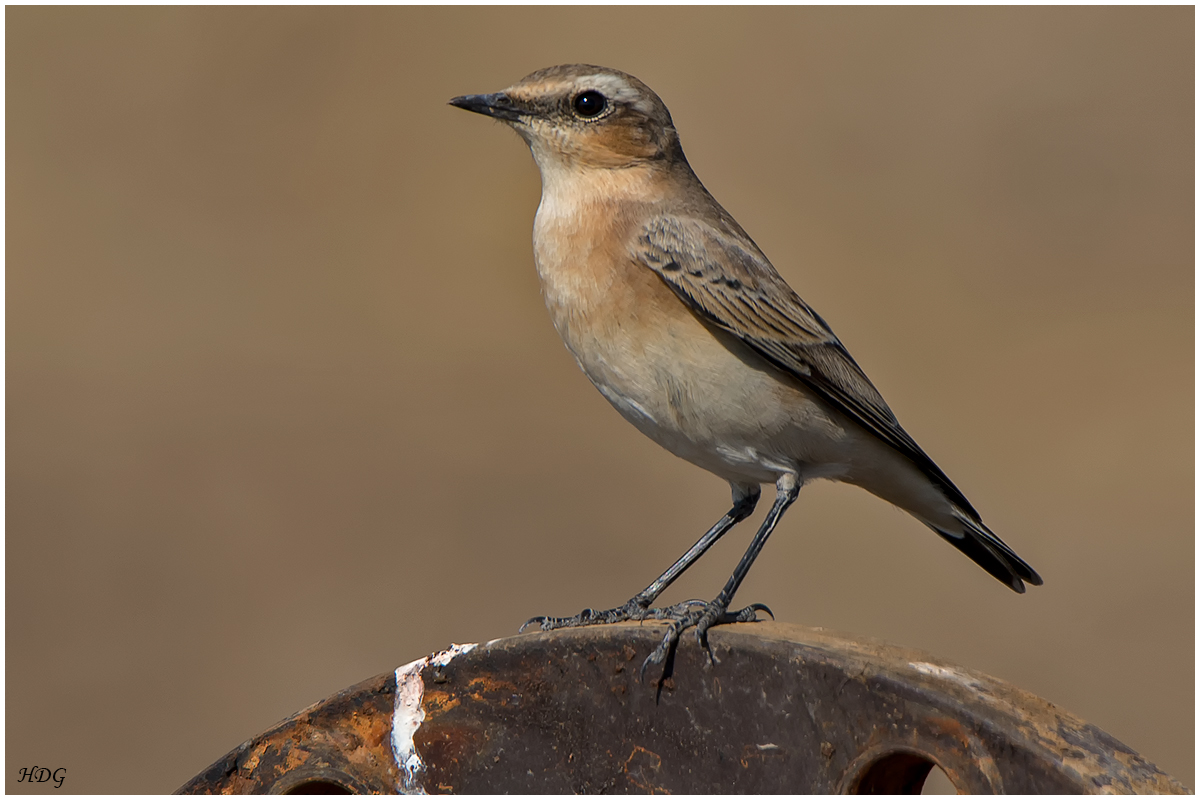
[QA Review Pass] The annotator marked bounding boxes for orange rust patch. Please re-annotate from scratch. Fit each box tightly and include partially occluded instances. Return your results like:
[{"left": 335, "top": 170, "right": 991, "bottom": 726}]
[
  {"left": 623, "top": 744, "right": 668, "bottom": 793},
  {"left": 423, "top": 689, "right": 462, "bottom": 717},
  {"left": 927, "top": 715, "right": 973, "bottom": 749},
  {"left": 283, "top": 747, "right": 311, "bottom": 771},
  {"left": 463, "top": 674, "right": 523, "bottom": 701}
]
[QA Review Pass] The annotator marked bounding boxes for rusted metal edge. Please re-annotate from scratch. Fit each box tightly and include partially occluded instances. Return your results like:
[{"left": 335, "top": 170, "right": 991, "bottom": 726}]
[{"left": 177, "top": 622, "right": 1188, "bottom": 794}]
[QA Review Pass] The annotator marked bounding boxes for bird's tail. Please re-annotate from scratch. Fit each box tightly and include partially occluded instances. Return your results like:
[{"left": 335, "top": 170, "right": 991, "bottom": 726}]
[{"left": 927, "top": 511, "right": 1043, "bottom": 593}]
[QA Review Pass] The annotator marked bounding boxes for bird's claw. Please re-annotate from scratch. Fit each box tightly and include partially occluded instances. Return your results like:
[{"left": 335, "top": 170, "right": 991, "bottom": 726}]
[
  {"left": 737, "top": 602, "right": 773, "bottom": 622},
  {"left": 518, "top": 599, "right": 650, "bottom": 633},
  {"left": 640, "top": 598, "right": 707, "bottom": 620},
  {"left": 521, "top": 594, "right": 768, "bottom": 682},
  {"left": 636, "top": 599, "right": 771, "bottom": 683}
]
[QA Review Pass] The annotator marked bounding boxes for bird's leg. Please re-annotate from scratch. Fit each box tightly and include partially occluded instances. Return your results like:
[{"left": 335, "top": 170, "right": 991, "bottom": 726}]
[
  {"left": 520, "top": 485, "right": 761, "bottom": 632},
  {"left": 640, "top": 474, "right": 800, "bottom": 681}
]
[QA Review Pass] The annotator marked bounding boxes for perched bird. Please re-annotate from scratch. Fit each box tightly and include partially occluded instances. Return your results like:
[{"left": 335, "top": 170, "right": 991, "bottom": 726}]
[{"left": 450, "top": 64, "right": 1041, "bottom": 674}]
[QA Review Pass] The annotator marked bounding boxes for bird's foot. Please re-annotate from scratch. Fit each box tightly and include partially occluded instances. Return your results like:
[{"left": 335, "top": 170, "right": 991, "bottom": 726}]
[
  {"left": 638, "top": 599, "right": 773, "bottom": 682},
  {"left": 519, "top": 597, "right": 652, "bottom": 632}
]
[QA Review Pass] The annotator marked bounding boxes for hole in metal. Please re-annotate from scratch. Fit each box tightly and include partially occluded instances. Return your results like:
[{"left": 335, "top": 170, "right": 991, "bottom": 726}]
[
  {"left": 921, "top": 764, "right": 957, "bottom": 794},
  {"left": 852, "top": 751, "right": 938, "bottom": 794},
  {"left": 283, "top": 779, "right": 353, "bottom": 794},
  {"left": 269, "top": 768, "right": 366, "bottom": 795}
]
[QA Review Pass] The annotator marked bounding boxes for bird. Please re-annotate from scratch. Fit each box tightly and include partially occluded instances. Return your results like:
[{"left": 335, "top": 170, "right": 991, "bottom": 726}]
[{"left": 449, "top": 64, "right": 1041, "bottom": 676}]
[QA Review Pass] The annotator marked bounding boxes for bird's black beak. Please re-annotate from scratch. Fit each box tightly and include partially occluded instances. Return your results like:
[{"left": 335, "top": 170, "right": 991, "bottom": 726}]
[{"left": 449, "top": 92, "right": 526, "bottom": 123}]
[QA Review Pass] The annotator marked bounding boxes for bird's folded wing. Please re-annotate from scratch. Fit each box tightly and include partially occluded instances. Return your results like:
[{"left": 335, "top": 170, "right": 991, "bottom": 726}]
[{"left": 634, "top": 215, "right": 977, "bottom": 519}]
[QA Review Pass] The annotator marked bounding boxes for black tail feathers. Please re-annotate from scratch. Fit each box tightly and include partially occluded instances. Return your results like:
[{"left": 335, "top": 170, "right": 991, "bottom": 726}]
[{"left": 929, "top": 516, "right": 1042, "bottom": 593}]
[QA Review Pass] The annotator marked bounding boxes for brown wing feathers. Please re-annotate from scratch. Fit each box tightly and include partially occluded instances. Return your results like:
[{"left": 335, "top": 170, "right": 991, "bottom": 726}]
[{"left": 636, "top": 216, "right": 980, "bottom": 520}]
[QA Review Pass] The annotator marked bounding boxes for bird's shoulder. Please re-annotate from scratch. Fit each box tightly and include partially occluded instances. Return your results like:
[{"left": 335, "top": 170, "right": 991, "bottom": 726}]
[
  {"left": 632, "top": 209, "right": 837, "bottom": 348},
  {"left": 628, "top": 206, "right": 896, "bottom": 420}
]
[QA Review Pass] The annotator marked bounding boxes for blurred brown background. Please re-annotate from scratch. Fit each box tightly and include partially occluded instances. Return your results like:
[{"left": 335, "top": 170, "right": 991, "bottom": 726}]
[{"left": 7, "top": 6, "right": 1193, "bottom": 793}]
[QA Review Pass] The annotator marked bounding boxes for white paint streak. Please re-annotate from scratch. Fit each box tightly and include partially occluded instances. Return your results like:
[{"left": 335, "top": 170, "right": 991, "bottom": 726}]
[
  {"left": 431, "top": 642, "right": 478, "bottom": 666},
  {"left": 392, "top": 643, "right": 479, "bottom": 794},
  {"left": 909, "top": 661, "right": 984, "bottom": 690},
  {"left": 392, "top": 658, "right": 428, "bottom": 794}
]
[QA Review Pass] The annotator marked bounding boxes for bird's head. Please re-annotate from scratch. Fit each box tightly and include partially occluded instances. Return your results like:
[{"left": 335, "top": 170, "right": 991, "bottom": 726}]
[{"left": 450, "top": 64, "right": 683, "bottom": 173}]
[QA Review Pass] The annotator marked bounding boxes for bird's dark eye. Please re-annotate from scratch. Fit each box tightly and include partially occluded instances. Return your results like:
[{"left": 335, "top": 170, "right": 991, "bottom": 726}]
[{"left": 573, "top": 90, "right": 607, "bottom": 118}]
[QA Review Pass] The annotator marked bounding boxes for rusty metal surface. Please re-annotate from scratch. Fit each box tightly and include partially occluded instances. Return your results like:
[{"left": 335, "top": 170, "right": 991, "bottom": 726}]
[{"left": 178, "top": 622, "right": 1188, "bottom": 794}]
